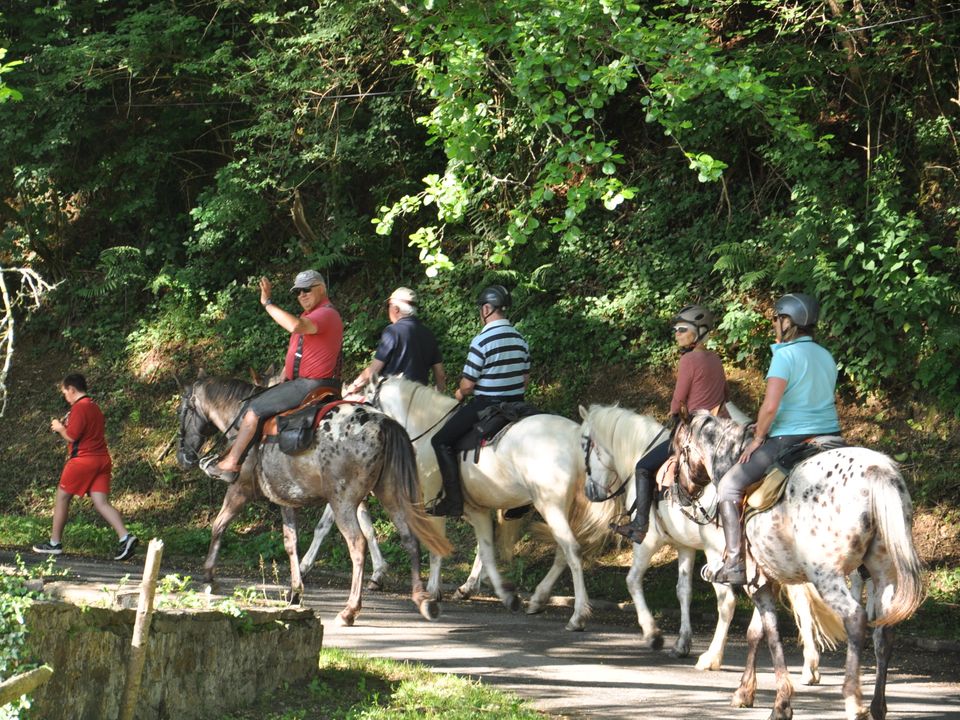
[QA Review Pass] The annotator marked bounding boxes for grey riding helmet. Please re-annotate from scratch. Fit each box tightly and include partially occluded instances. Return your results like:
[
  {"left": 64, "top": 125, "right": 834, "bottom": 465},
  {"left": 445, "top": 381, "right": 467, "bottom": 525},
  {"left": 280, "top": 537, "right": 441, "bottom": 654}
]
[
  {"left": 477, "top": 285, "right": 511, "bottom": 309},
  {"left": 673, "top": 304, "right": 714, "bottom": 341},
  {"left": 774, "top": 293, "right": 819, "bottom": 327}
]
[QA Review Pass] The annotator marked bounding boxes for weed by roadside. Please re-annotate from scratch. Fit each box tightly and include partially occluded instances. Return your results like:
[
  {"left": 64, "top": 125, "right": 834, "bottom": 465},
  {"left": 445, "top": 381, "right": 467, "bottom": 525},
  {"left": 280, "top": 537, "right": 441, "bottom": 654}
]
[{"left": 219, "top": 647, "right": 552, "bottom": 720}]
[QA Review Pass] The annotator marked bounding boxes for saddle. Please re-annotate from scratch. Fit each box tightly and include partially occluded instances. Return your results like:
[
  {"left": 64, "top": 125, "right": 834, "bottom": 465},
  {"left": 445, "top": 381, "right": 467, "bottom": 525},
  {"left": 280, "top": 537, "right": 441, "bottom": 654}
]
[
  {"left": 260, "top": 387, "right": 346, "bottom": 455},
  {"left": 745, "top": 435, "right": 847, "bottom": 514},
  {"left": 456, "top": 401, "right": 542, "bottom": 463}
]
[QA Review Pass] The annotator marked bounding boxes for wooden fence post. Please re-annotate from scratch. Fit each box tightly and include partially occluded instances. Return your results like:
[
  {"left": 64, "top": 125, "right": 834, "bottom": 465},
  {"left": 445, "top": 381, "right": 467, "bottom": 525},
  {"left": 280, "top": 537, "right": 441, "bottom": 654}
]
[{"left": 118, "top": 538, "right": 164, "bottom": 720}]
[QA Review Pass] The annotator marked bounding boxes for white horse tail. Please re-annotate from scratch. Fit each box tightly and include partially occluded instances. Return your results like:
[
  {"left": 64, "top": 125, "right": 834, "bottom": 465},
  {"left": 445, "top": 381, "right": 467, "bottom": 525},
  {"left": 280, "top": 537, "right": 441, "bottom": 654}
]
[
  {"left": 566, "top": 485, "right": 620, "bottom": 559},
  {"left": 868, "top": 461, "right": 926, "bottom": 626},
  {"left": 782, "top": 583, "right": 843, "bottom": 651},
  {"left": 377, "top": 417, "right": 454, "bottom": 558}
]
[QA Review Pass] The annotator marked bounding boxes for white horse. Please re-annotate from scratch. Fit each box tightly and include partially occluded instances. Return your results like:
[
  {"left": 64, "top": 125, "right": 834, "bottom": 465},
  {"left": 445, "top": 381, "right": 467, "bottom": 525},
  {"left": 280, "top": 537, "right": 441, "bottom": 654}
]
[
  {"left": 578, "top": 404, "right": 838, "bottom": 682},
  {"left": 365, "top": 375, "right": 624, "bottom": 630},
  {"left": 674, "top": 412, "right": 925, "bottom": 720}
]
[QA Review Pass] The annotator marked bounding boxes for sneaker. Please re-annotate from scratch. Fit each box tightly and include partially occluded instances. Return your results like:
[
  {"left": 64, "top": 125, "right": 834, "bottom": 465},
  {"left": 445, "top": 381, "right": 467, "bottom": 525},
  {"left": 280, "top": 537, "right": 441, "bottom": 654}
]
[
  {"left": 32, "top": 540, "right": 63, "bottom": 555},
  {"left": 199, "top": 456, "right": 238, "bottom": 483},
  {"left": 114, "top": 535, "right": 139, "bottom": 561}
]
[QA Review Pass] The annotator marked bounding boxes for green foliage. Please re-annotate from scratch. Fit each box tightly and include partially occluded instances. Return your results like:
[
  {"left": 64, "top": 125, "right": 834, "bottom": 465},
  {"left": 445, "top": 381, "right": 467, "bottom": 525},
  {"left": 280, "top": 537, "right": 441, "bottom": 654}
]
[
  {"left": 0, "top": 559, "right": 44, "bottom": 719},
  {"left": 0, "top": 48, "right": 22, "bottom": 103}
]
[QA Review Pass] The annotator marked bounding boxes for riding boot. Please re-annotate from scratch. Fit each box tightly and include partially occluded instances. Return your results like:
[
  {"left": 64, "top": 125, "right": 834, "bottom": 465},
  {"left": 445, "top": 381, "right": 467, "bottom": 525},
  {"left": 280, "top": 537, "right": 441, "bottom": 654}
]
[
  {"left": 427, "top": 446, "right": 464, "bottom": 517},
  {"left": 610, "top": 468, "right": 653, "bottom": 544},
  {"left": 712, "top": 500, "right": 747, "bottom": 585}
]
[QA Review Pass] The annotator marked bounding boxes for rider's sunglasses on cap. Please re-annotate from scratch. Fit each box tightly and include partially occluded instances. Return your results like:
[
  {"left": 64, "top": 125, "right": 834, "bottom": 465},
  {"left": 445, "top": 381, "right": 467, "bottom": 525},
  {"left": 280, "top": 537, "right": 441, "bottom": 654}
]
[{"left": 673, "top": 325, "right": 695, "bottom": 334}]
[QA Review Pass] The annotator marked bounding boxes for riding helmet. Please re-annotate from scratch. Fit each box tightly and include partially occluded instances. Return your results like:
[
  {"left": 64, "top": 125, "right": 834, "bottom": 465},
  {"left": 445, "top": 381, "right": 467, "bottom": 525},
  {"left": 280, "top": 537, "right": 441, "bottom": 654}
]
[
  {"left": 774, "top": 293, "right": 819, "bottom": 327},
  {"left": 477, "top": 285, "right": 511, "bottom": 310},
  {"left": 673, "top": 305, "right": 714, "bottom": 334}
]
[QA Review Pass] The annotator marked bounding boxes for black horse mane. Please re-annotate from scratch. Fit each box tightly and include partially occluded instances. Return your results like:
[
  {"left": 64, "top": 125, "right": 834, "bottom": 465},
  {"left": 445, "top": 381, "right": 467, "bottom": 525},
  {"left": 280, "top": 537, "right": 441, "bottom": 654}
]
[{"left": 198, "top": 376, "right": 258, "bottom": 409}]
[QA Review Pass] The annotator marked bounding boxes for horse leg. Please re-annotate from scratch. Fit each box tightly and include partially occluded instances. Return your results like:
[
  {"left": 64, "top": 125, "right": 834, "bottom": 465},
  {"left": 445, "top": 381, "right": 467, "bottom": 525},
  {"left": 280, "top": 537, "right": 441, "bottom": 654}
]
[
  {"left": 453, "top": 545, "right": 485, "bottom": 600},
  {"left": 424, "top": 517, "right": 445, "bottom": 601},
  {"left": 815, "top": 578, "right": 869, "bottom": 720},
  {"left": 784, "top": 584, "right": 821, "bottom": 685},
  {"left": 537, "top": 504, "right": 589, "bottom": 632},
  {"left": 525, "top": 546, "right": 567, "bottom": 615},
  {"left": 357, "top": 501, "right": 390, "bottom": 591},
  {"left": 624, "top": 538, "right": 664, "bottom": 650},
  {"left": 732, "top": 605, "right": 763, "bottom": 709},
  {"left": 203, "top": 480, "right": 256, "bottom": 589},
  {"left": 747, "top": 584, "right": 795, "bottom": 720},
  {"left": 464, "top": 508, "right": 520, "bottom": 612},
  {"left": 331, "top": 501, "right": 367, "bottom": 627},
  {"left": 866, "top": 570, "right": 894, "bottom": 720},
  {"left": 673, "top": 547, "right": 696, "bottom": 657},
  {"left": 299, "top": 503, "right": 335, "bottom": 576},
  {"left": 280, "top": 506, "right": 304, "bottom": 605}
]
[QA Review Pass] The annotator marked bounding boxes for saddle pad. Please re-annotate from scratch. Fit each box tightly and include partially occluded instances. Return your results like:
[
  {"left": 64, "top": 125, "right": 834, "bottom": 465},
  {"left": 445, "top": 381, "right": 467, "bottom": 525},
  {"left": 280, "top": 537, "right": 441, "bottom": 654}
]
[
  {"left": 456, "top": 401, "right": 542, "bottom": 459},
  {"left": 261, "top": 389, "right": 342, "bottom": 439}
]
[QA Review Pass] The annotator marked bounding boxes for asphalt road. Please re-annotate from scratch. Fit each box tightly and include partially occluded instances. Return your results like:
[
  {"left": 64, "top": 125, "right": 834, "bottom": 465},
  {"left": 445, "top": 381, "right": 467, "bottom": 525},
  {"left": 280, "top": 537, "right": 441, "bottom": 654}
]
[{"left": 6, "top": 549, "right": 959, "bottom": 720}]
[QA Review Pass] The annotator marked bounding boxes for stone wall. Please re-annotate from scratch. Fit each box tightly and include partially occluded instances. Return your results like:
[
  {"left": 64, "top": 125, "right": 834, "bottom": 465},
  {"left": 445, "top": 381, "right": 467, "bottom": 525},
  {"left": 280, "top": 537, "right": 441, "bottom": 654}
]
[{"left": 26, "top": 600, "right": 323, "bottom": 720}]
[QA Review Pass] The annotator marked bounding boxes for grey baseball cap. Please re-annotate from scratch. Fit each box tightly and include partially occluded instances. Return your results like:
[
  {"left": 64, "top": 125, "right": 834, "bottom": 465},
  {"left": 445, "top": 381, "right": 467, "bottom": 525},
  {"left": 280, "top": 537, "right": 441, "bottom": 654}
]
[{"left": 290, "top": 269, "right": 326, "bottom": 292}]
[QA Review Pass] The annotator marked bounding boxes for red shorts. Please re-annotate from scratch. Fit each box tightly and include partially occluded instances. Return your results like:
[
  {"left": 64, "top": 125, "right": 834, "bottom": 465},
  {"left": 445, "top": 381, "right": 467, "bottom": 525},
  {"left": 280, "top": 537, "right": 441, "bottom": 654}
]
[{"left": 59, "top": 455, "right": 112, "bottom": 496}]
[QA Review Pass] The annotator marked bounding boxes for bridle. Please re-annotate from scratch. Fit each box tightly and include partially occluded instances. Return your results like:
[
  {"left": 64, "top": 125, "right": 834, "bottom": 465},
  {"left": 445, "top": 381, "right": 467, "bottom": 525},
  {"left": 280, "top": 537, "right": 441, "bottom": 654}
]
[
  {"left": 177, "top": 384, "right": 218, "bottom": 465},
  {"left": 582, "top": 425, "right": 669, "bottom": 504}
]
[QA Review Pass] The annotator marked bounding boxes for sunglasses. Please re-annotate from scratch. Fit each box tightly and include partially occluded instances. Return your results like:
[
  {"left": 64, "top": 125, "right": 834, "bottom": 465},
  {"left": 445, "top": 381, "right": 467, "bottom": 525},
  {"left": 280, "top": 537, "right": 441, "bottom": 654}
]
[
  {"left": 293, "top": 286, "right": 315, "bottom": 296},
  {"left": 673, "top": 325, "right": 695, "bottom": 334}
]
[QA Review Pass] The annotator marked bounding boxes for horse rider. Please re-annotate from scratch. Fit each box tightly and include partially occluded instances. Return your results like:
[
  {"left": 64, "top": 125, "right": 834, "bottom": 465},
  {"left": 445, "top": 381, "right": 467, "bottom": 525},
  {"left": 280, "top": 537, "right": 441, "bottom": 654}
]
[
  {"left": 344, "top": 286, "right": 446, "bottom": 394},
  {"left": 201, "top": 269, "right": 343, "bottom": 483},
  {"left": 610, "top": 304, "right": 729, "bottom": 543},
  {"left": 426, "top": 285, "right": 531, "bottom": 517},
  {"left": 708, "top": 292, "right": 840, "bottom": 585}
]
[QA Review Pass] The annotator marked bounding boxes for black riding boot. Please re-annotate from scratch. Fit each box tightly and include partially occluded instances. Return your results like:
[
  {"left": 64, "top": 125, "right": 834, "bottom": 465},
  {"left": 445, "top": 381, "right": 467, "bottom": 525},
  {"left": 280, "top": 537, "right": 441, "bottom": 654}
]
[
  {"left": 610, "top": 468, "right": 653, "bottom": 544},
  {"left": 427, "top": 446, "right": 464, "bottom": 517},
  {"left": 712, "top": 500, "right": 747, "bottom": 585}
]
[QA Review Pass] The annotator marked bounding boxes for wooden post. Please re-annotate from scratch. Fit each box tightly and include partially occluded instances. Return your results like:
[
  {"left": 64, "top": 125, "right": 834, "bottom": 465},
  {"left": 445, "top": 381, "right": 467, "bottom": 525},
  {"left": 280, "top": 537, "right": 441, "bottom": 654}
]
[{"left": 118, "top": 538, "right": 164, "bottom": 720}]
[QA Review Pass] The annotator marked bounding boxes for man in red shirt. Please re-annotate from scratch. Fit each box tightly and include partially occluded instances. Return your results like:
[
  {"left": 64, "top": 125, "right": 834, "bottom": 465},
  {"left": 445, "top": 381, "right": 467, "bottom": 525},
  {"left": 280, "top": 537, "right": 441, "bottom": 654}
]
[
  {"left": 202, "top": 269, "right": 344, "bottom": 482},
  {"left": 33, "top": 374, "right": 139, "bottom": 561}
]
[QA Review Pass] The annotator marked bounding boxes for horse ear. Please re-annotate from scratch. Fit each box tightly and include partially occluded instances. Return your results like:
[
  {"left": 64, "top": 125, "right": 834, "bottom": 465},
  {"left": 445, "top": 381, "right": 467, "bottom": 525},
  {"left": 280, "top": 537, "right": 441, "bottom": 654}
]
[
  {"left": 578, "top": 404, "right": 588, "bottom": 420},
  {"left": 249, "top": 367, "right": 262, "bottom": 385},
  {"left": 679, "top": 406, "right": 691, "bottom": 426},
  {"left": 174, "top": 374, "right": 184, "bottom": 391},
  {"left": 197, "top": 368, "right": 207, "bottom": 379},
  {"left": 265, "top": 362, "right": 276, "bottom": 378}
]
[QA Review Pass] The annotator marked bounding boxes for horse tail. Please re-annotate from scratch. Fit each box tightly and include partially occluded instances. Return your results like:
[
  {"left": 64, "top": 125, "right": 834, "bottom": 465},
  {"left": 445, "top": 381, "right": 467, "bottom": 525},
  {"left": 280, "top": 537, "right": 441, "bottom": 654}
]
[
  {"left": 566, "top": 484, "right": 621, "bottom": 559},
  {"left": 781, "top": 583, "right": 843, "bottom": 651},
  {"left": 868, "top": 460, "right": 926, "bottom": 626},
  {"left": 377, "top": 417, "right": 453, "bottom": 558}
]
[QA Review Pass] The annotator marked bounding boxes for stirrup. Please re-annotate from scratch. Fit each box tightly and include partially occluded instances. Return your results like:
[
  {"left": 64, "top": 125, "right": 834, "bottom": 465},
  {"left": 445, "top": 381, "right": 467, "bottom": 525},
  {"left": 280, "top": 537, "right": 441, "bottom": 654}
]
[
  {"left": 609, "top": 521, "right": 647, "bottom": 545},
  {"left": 702, "top": 559, "right": 746, "bottom": 586},
  {"left": 425, "top": 494, "right": 462, "bottom": 518},
  {"left": 199, "top": 456, "right": 238, "bottom": 483}
]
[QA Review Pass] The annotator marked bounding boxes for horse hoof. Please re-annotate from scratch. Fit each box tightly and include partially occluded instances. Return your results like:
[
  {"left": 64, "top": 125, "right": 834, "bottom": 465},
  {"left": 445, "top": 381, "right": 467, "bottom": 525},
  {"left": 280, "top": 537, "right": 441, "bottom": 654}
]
[
  {"left": 525, "top": 601, "right": 544, "bottom": 616},
  {"left": 365, "top": 579, "right": 383, "bottom": 592},
  {"left": 670, "top": 640, "right": 690, "bottom": 658},
  {"left": 695, "top": 654, "right": 721, "bottom": 671},
  {"left": 648, "top": 632, "right": 665, "bottom": 651},
  {"left": 336, "top": 612, "right": 355, "bottom": 627},
  {"left": 731, "top": 690, "right": 754, "bottom": 709},
  {"left": 504, "top": 594, "right": 522, "bottom": 612},
  {"left": 801, "top": 668, "right": 820, "bottom": 686},
  {"left": 418, "top": 599, "right": 440, "bottom": 621},
  {"left": 452, "top": 587, "right": 472, "bottom": 601},
  {"left": 286, "top": 590, "right": 303, "bottom": 606},
  {"left": 565, "top": 619, "right": 585, "bottom": 632}
]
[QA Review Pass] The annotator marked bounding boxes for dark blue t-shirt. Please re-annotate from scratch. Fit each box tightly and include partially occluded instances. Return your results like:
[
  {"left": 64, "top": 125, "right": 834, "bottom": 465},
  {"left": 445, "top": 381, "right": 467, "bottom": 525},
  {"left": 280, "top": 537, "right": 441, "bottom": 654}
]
[{"left": 374, "top": 316, "right": 443, "bottom": 385}]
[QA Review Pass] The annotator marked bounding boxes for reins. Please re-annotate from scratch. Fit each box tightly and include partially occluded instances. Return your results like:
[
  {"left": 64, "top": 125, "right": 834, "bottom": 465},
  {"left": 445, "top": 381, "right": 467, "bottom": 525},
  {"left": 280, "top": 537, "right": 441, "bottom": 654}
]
[
  {"left": 586, "top": 423, "right": 669, "bottom": 505},
  {"left": 369, "top": 377, "right": 459, "bottom": 443}
]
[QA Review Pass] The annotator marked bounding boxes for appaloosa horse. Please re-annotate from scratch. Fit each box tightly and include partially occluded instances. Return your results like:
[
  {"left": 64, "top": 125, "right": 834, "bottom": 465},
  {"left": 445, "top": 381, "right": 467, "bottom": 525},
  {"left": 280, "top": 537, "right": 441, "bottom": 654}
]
[
  {"left": 176, "top": 374, "right": 452, "bottom": 625},
  {"left": 673, "top": 411, "right": 924, "bottom": 720},
  {"left": 579, "top": 404, "right": 839, "bottom": 682}
]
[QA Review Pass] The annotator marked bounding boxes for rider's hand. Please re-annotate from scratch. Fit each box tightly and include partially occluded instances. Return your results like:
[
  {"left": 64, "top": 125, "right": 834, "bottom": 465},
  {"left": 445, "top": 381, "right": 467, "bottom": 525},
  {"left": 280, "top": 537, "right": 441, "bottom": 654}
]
[
  {"left": 738, "top": 436, "right": 765, "bottom": 464},
  {"left": 259, "top": 277, "right": 273, "bottom": 305}
]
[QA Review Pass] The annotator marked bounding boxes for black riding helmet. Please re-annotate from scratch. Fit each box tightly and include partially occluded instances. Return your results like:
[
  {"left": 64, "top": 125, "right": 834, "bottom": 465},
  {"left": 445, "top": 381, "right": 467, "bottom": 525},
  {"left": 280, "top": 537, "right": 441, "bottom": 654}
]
[
  {"left": 774, "top": 293, "right": 819, "bottom": 327},
  {"left": 477, "top": 285, "right": 511, "bottom": 310}
]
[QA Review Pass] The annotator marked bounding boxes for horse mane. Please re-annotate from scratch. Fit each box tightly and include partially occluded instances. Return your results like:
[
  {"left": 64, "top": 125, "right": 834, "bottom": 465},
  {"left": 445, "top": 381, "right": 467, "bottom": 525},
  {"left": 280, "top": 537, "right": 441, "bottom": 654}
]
[
  {"left": 199, "top": 376, "right": 257, "bottom": 408},
  {"left": 584, "top": 404, "right": 665, "bottom": 478},
  {"left": 684, "top": 412, "right": 754, "bottom": 482},
  {"left": 389, "top": 375, "right": 456, "bottom": 417}
]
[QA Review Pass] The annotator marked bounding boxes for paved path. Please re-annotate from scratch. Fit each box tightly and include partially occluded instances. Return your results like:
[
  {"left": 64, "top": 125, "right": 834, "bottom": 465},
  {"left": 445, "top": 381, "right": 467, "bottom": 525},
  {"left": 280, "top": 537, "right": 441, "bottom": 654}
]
[{"left": 6, "top": 550, "right": 959, "bottom": 719}]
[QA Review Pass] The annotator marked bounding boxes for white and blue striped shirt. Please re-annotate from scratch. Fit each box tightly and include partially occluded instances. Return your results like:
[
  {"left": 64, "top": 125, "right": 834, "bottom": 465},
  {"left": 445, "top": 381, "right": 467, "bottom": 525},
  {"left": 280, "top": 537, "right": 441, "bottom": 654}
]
[{"left": 462, "top": 319, "right": 531, "bottom": 397}]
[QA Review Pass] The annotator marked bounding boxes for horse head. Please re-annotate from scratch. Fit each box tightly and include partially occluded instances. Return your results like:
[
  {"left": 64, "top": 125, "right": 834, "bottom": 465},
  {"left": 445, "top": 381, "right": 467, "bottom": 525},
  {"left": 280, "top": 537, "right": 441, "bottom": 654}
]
[
  {"left": 176, "top": 380, "right": 218, "bottom": 468},
  {"left": 578, "top": 404, "right": 631, "bottom": 503},
  {"left": 673, "top": 412, "right": 754, "bottom": 490}
]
